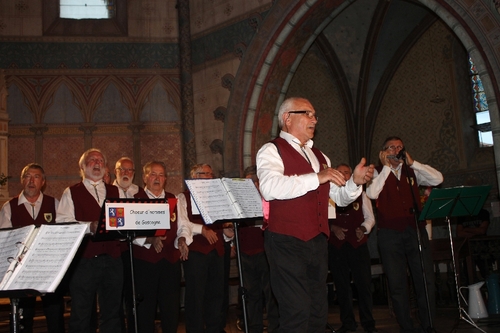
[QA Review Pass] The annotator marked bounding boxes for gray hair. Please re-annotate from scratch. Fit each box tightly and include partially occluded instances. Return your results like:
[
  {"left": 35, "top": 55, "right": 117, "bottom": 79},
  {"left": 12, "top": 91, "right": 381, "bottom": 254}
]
[
  {"left": 20, "top": 163, "right": 46, "bottom": 181},
  {"left": 78, "top": 148, "right": 106, "bottom": 178},
  {"left": 277, "top": 97, "right": 309, "bottom": 128}
]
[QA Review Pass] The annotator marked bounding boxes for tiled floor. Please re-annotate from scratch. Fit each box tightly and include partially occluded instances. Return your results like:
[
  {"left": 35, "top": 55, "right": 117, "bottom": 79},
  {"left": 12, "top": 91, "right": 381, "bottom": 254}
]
[{"left": 0, "top": 297, "right": 499, "bottom": 333}]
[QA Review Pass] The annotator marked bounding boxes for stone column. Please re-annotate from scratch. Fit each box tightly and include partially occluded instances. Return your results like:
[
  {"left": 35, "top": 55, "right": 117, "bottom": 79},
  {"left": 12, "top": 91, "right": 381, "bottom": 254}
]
[
  {"left": 0, "top": 70, "right": 9, "bottom": 203},
  {"left": 78, "top": 123, "right": 97, "bottom": 149},
  {"left": 29, "top": 124, "right": 48, "bottom": 164},
  {"left": 128, "top": 122, "right": 145, "bottom": 183},
  {"left": 178, "top": 0, "right": 196, "bottom": 179}
]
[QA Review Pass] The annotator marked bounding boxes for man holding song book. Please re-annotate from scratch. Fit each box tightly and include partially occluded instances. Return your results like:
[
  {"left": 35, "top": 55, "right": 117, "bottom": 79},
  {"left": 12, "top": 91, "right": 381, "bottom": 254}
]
[
  {"left": 0, "top": 163, "right": 65, "bottom": 333},
  {"left": 56, "top": 148, "right": 122, "bottom": 333},
  {"left": 177, "top": 163, "right": 234, "bottom": 333},
  {"left": 130, "top": 160, "right": 188, "bottom": 333}
]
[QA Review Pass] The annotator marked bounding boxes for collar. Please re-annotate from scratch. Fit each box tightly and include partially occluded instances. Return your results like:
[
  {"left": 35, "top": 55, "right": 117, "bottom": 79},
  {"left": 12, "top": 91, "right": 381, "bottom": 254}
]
[
  {"left": 112, "top": 180, "right": 138, "bottom": 192},
  {"left": 18, "top": 191, "right": 43, "bottom": 206},
  {"left": 390, "top": 163, "right": 402, "bottom": 172},
  {"left": 145, "top": 188, "right": 165, "bottom": 199},
  {"left": 279, "top": 130, "right": 314, "bottom": 149},
  {"left": 83, "top": 178, "right": 104, "bottom": 187}
]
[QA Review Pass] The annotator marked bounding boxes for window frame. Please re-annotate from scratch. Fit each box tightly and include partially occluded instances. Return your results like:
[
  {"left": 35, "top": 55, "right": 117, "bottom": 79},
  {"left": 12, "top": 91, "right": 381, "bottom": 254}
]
[
  {"left": 43, "top": 0, "right": 127, "bottom": 36},
  {"left": 469, "top": 55, "right": 493, "bottom": 147}
]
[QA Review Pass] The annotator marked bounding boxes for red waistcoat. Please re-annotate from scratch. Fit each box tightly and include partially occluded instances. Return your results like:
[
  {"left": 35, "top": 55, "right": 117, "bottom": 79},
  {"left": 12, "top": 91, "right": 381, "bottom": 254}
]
[
  {"left": 134, "top": 186, "right": 148, "bottom": 199},
  {"left": 328, "top": 195, "right": 367, "bottom": 248},
  {"left": 133, "top": 192, "right": 181, "bottom": 264},
  {"left": 268, "top": 137, "right": 330, "bottom": 241},
  {"left": 10, "top": 195, "right": 56, "bottom": 227},
  {"left": 238, "top": 220, "right": 265, "bottom": 255},
  {"left": 70, "top": 182, "right": 121, "bottom": 258},
  {"left": 183, "top": 190, "right": 224, "bottom": 256},
  {"left": 375, "top": 165, "right": 422, "bottom": 231}
]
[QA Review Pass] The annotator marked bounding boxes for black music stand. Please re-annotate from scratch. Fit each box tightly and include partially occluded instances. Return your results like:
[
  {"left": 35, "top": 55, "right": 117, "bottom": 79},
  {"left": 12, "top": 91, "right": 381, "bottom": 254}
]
[
  {"left": 207, "top": 217, "right": 252, "bottom": 333},
  {"left": 0, "top": 222, "right": 86, "bottom": 333},
  {"left": 0, "top": 289, "right": 40, "bottom": 333},
  {"left": 94, "top": 198, "right": 171, "bottom": 333},
  {"left": 228, "top": 218, "right": 250, "bottom": 333},
  {"left": 419, "top": 185, "right": 491, "bottom": 332}
]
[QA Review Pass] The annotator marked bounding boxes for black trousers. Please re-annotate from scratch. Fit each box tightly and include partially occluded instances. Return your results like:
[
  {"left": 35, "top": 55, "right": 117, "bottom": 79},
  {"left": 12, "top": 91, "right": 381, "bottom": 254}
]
[
  {"left": 378, "top": 227, "right": 435, "bottom": 333},
  {"left": 16, "top": 291, "right": 65, "bottom": 333},
  {"left": 68, "top": 255, "right": 123, "bottom": 333},
  {"left": 328, "top": 242, "right": 375, "bottom": 331},
  {"left": 134, "top": 258, "right": 181, "bottom": 333},
  {"left": 182, "top": 250, "right": 224, "bottom": 333},
  {"left": 265, "top": 231, "right": 328, "bottom": 333},
  {"left": 240, "top": 251, "right": 279, "bottom": 333}
]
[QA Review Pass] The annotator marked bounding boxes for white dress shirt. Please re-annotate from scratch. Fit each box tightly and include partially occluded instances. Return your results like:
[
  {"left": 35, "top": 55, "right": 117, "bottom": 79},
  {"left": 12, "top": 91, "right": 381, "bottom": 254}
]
[
  {"left": 134, "top": 188, "right": 191, "bottom": 249},
  {"left": 366, "top": 161, "right": 443, "bottom": 200},
  {"left": 113, "top": 180, "right": 142, "bottom": 199},
  {"left": 56, "top": 178, "right": 107, "bottom": 234},
  {"left": 176, "top": 191, "right": 234, "bottom": 244},
  {"left": 360, "top": 192, "right": 376, "bottom": 234},
  {"left": 0, "top": 192, "right": 60, "bottom": 229},
  {"left": 256, "top": 130, "right": 362, "bottom": 206}
]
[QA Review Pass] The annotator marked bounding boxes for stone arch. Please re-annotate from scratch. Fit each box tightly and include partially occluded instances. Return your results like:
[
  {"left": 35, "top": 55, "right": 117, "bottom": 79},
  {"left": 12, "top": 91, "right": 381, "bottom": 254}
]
[
  {"left": 224, "top": 0, "right": 500, "bottom": 193},
  {"left": 92, "top": 82, "right": 131, "bottom": 123},
  {"left": 140, "top": 80, "right": 181, "bottom": 122},
  {"left": 135, "top": 75, "right": 181, "bottom": 122},
  {"left": 44, "top": 81, "right": 84, "bottom": 124},
  {"left": 5, "top": 82, "right": 35, "bottom": 125},
  {"left": 6, "top": 75, "right": 63, "bottom": 124}
]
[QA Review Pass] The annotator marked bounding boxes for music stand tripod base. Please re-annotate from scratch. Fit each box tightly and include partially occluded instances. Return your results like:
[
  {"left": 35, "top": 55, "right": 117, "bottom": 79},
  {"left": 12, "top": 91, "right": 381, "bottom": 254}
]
[{"left": 420, "top": 185, "right": 491, "bottom": 333}]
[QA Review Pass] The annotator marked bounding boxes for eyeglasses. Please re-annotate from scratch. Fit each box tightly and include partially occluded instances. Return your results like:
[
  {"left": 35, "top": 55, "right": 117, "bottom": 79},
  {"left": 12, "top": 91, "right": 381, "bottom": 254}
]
[
  {"left": 287, "top": 110, "right": 318, "bottom": 121},
  {"left": 196, "top": 172, "right": 214, "bottom": 177},
  {"left": 116, "top": 168, "right": 135, "bottom": 173},
  {"left": 384, "top": 145, "right": 404, "bottom": 151}
]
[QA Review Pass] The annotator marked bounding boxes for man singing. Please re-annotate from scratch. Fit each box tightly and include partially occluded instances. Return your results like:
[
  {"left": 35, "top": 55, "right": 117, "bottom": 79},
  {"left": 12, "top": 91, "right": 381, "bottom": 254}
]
[{"left": 257, "top": 97, "right": 374, "bottom": 333}]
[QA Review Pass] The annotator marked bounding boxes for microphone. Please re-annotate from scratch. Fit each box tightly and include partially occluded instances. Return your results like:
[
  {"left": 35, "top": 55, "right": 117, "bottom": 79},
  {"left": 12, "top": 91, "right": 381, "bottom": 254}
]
[
  {"left": 396, "top": 148, "right": 406, "bottom": 160},
  {"left": 387, "top": 148, "right": 406, "bottom": 160}
]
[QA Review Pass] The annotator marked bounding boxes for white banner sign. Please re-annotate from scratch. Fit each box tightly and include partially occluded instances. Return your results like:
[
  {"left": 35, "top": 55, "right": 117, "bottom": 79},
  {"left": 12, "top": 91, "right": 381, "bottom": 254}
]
[{"left": 105, "top": 202, "right": 170, "bottom": 230}]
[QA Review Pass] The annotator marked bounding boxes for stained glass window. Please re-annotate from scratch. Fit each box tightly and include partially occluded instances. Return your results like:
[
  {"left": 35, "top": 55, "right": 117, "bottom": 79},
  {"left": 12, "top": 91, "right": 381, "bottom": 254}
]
[
  {"left": 469, "top": 55, "right": 493, "bottom": 147},
  {"left": 60, "top": 0, "right": 116, "bottom": 19}
]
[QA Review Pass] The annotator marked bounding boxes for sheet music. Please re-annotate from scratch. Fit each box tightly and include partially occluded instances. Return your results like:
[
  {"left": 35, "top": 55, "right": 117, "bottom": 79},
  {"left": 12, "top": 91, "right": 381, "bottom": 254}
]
[
  {"left": 221, "top": 178, "right": 263, "bottom": 218},
  {"left": 185, "top": 178, "right": 264, "bottom": 224},
  {"left": 185, "top": 179, "right": 238, "bottom": 224},
  {"left": 0, "top": 225, "right": 36, "bottom": 289},
  {"left": 3, "top": 224, "right": 87, "bottom": 293}
]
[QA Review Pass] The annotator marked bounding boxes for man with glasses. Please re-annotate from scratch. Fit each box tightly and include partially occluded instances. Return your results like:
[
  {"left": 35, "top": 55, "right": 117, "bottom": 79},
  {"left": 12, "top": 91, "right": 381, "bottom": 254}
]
[
  {"left": 56, "top": 148, "right": 122, "bottom": 333},
  {"left": 131, "top": 161, "right": 189, "bottom": 333},
  {"left": 177, "top": 163, "right": 234, "bottom": 333},
  {"left": 256, "top": 97, "right": 374, "bottom": 333},
  {"left": 328, "top": 163, "right": 377, "bottom": 333},
  {"left": 366, "top": 136, "right": 443, "bottom": 333},
  {"left": 112, "top": 157, "right": 147, "bottom": 332},
  {"left": 113, "top": 157, "right": 147, "bottom": 199},
  {"left": 0, "top": 163, "right": 65, "bottom": 333}
]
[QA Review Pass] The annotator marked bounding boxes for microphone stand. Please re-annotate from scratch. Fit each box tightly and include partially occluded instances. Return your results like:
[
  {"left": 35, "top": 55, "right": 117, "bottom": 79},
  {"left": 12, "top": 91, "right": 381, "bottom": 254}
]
[{"left": 399, "top": 153, "right": 435, "bottom": 333}]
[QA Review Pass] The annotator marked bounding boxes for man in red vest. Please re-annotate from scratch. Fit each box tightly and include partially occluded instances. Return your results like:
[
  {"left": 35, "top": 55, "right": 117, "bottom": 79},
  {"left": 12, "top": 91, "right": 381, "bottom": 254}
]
[
  {"left": 176, "top": 163, "right": 234, "bottom": 333},
  {"left": 131, "top": 161, "right": 189, "bottom": 333},
  {"left": 112, "top": 156, "right": 148, "bottom": 332},
  {"left": 256, "top": 97, "right": 374, "bottom": 333},
  {"left": 113, "top": 157, "right": 147, "bottom": 199},
  {"left": 56, "top": 148, "right": 122, "bottom": 333},
  {"left": 328, "top": 163, "right": 377, "bottom": 333},
  {"left": 236, "top": 165, "right": 279, "bottom": 333},
  {"left": 366, "top": 136, "right": 443, "bottom": 333},
  {"left": 0, "top": 163, "right": 65, "bottom": 333}
]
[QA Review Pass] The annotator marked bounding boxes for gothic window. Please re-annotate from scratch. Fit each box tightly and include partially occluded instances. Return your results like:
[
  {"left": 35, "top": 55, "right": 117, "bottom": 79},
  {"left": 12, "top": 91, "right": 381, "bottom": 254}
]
[{"left": 469, "top": 55, "right": 493, "bottom": 147}]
